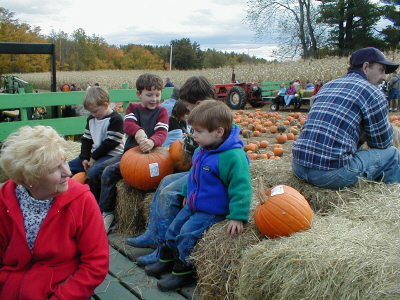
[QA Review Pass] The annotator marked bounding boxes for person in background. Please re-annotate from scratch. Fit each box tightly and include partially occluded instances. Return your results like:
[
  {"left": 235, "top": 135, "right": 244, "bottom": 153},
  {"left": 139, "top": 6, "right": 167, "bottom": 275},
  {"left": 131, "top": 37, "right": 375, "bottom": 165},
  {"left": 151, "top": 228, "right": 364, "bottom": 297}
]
[
  {"left": 68, "top": 86, "right": 125, "bottom": 202},
  {"left": 145, "top": 100, "right": 252, "bottom": 292},
  {"left": 100, "top": 73, "right": 168, "bottom": 233},
  {"left": 160, "top": 86, "right": 180, "bottom": 116},
  {"left": 0, "top": 125, "right": 109, "bottom": 300},
  {"left": 292, "top": 47, "right": 400, "bottom": 189},
  {"left": 312, "top": 79, "right": 323, "bottom": 95},
  {"left": 387, "top": 71, "right": 400, "bottom": 111},
  {"left": 284, "top": 81, "right": 298, "bottom": 107},
  {"left": 165, "top": 77, "right": 174, "bottom": 87},
  {"left": 162, "top": 100, "right": 189, "bottom": 147},
  {"left": 125, "top": 75, "right": 216, "bottom": 266},
  {"left": 273, "top": 82, "right": 287, "bottom": 108},
  {"left": 305, "top": 80, "right": 314, "bottom": 90},
  {"left": 86, "top": 82, "right": 91, "bottom": 90}
]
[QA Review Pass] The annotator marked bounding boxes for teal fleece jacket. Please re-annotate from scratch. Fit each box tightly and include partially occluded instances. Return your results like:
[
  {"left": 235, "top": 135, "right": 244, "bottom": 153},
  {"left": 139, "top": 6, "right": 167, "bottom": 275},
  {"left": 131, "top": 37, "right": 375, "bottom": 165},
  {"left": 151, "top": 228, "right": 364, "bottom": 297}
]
[{"left": 182, "top": 125, "right": 252, "bottom": 222}]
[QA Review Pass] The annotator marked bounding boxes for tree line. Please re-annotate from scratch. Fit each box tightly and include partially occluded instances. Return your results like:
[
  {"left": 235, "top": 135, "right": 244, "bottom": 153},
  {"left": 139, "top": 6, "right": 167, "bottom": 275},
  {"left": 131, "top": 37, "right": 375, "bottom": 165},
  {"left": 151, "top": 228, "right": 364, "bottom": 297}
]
[{"left": 0, "top": 7, "right": 265, "bottom": 74}]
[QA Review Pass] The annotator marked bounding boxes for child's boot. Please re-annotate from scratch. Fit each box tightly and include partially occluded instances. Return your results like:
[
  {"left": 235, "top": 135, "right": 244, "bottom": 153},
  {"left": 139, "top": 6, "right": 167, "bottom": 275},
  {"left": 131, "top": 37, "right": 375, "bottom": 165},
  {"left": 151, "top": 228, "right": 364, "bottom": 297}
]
[
  {"left": 144, "top": 245, "right": 174, "bottom": 277},
  {"left": 137, "top": 244, "right": 161, "bottom": 266},
  {"left": 156, "top": 258, "right": 196, "bottom": 292},
  {"left": 126, "top": 199, "right": 158, "bottom": 248}
]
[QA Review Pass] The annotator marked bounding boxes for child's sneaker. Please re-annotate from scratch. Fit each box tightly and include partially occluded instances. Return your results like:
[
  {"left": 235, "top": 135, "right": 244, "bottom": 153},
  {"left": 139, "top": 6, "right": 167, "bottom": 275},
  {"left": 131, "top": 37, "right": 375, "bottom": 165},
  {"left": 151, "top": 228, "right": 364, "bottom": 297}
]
[{"left": 103, "top": 212, "right": 115, "bottom": 234}]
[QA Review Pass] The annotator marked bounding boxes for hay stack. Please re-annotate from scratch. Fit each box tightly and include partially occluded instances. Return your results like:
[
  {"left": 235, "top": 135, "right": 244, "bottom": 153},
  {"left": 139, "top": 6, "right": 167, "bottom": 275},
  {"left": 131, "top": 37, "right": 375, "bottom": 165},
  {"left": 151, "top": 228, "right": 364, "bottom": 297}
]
[
  {"left": 250, "top": 159, "right": 352, "bottom": 213},
  {"left": 238, "top": 181, "right": 400, "bottom": 300},
  {"left": 115, "top": 180, "right": 153, "bottom": 236}
]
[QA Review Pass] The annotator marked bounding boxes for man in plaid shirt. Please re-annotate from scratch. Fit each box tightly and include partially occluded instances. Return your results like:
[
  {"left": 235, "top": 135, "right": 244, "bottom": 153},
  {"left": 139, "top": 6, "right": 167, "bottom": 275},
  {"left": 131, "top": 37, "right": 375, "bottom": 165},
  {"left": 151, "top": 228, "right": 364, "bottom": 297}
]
[{"left": 292, "top": 47, "right": 400, "bottom": 189}]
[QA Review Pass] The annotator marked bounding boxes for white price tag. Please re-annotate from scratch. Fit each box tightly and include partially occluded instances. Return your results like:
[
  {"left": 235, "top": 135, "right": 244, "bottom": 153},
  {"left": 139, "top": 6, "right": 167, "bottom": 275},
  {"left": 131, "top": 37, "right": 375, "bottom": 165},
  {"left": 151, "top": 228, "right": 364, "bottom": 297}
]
[
  {"left": 270, "top": 185, "right": 284, "bottom": 196},
  {"left": 149, "top": 163, "right": 160, "bottom": 177}
]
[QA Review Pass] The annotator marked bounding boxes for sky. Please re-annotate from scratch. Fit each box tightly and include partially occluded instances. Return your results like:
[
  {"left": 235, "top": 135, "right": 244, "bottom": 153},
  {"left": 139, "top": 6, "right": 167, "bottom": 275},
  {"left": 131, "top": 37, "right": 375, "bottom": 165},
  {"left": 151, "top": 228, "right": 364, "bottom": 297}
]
[{"left": 2, "top": 0, "right": 280, "bottom": 60}]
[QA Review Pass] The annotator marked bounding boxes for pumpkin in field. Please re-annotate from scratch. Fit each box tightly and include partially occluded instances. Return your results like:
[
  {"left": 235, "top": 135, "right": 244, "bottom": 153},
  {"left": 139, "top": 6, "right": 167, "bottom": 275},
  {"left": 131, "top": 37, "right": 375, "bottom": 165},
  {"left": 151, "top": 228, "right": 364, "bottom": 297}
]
[
  {"left": 71, "top": 172, "right": 86, "bottom": 184},
  {"left": 120, "top": 146, "right": 174, "bottom": 191},
  {"left": 254, "top": 179, "right": 313, "bottom": 238},
  {"left": 169, "top": 140, "right": 192, "bottom": 172}
]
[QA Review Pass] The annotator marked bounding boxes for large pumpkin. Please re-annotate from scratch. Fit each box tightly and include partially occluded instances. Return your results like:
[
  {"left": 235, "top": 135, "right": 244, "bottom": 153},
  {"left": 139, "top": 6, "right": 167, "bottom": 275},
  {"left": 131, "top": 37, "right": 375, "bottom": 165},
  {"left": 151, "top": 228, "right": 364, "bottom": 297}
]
[
  {"left": 71, "top": 172, "right": 86, "bottom": 184},
  {"left": 120, "top": 146, "right": 174, "bottom": 191},
  {"left": 168, "top": 140, "right": 192, "bottom": 172},
  {"left": 254, "top": 179, "right": 313, "bottom": 238}
]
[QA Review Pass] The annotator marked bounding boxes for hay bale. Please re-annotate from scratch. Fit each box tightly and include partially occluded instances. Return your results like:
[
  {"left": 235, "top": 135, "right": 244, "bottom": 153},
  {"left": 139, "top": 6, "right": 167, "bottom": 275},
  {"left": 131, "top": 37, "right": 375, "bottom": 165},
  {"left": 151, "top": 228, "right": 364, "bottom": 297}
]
[
  {"left": 115, "top": 180, "right": 153, "bottom": 236},
  {"left": 191, "top": 220, "right": 264, "bottom": 300},
  {"left": 250, "top": 159, "right": 353, "bottom": 213},
  {"left": 238, "top": 182, "right": 400, "bottom": 300}
]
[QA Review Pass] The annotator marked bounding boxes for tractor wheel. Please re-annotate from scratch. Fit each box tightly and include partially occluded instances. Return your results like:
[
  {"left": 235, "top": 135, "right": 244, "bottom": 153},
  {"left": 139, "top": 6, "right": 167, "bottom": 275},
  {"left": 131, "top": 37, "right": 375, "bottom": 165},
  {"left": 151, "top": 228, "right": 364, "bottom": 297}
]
[
  {"left": 249, "top": 101, "right": 265, "bottom": 108},
  {"left": 270, "top": 103, "right": 279, "bottom": 111},
  {"left": 226, "top": 86, "right": 247, "bottom": 110}
]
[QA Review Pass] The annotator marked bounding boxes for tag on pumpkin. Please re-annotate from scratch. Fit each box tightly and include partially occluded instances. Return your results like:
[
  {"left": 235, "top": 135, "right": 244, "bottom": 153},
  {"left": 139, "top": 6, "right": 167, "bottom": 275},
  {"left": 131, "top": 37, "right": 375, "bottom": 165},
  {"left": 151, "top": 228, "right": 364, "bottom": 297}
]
[
  {"left": 270, "top": 185, "right": 284, "bottom": 196},
  {"left": 149, "top": 163, "right": 160, "bottom": 177}
]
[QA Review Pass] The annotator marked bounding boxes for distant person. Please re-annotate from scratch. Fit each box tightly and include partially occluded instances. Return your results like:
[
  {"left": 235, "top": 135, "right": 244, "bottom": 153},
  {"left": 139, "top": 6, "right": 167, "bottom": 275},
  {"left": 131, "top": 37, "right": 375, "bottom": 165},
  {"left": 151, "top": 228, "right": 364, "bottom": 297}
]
[
  {"left": 160, "top": 86, "right": 180, "bottom": 116},
  {"left": 95, "top": 83, "right": 100, "bottom": 86},
  {"left": 165, "top": 77, "right": 174, "bottom": 87},
  {"left": 387, "top": 71, "right": 400, "bottom": 111},
  {"left": 305, "top": 80, "right": 314, "bottom": 90},
  {"left": 68, "top": 86, "right": 125, "bottom": 202},
  {"left": 292, "top": 47, "right": 400, "bottom": 189},
  {"left": 312, "top": 79, "right": 323, "bottom": 95},
  {"left": 284, "top": 82, "right": 298, "bottom": 106},
  {"left": 0, "top": 125, "right": 109, "bottom": 299},
  {"left": 86, "top": 82, "right": 92, "bottom": 90},
  {"left": 71, "top": 84, "right": 82, "bottom": 91}
]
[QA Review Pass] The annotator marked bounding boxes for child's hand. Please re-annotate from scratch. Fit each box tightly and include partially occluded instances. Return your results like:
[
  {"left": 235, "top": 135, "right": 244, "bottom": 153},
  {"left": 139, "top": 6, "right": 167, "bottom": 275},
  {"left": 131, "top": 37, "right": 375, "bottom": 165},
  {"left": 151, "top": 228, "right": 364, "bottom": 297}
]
[
  {"left": 88, "top": 158, "right": 96, "bottom": 168},
  {"left": 82, "top": 160, "right": 90, "bottom": 171},
  {"left": 139, "top": 138, "right": 155, "bottom": 153},
  {"left": 182, "top": 197, "right": 188, "bottom": 206},
  {"left": 227, "top": 220, "right": 244, "bottom": 236}
]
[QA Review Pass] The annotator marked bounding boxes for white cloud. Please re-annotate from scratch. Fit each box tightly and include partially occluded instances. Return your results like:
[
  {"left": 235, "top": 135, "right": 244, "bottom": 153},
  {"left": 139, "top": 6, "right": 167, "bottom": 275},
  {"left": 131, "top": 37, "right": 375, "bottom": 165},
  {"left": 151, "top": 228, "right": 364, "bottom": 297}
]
[{"left": 2, "top": 0, "right": 278, "bottom": 60}]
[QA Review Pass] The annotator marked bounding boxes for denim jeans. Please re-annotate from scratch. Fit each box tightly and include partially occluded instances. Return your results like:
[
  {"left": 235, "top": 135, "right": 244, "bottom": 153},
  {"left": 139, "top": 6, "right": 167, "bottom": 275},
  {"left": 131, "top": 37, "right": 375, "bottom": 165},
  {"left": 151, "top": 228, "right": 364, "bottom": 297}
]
[
  {"left": 292, "top": 146, "right": 400, "bottom": 189},
  {"left": 69, "top": 155, "right": 119, "bottom": 202},
  {"left": 284, "top": 95, "right": 295, "bottom": 105},
  {"left": 156, "top": 172, "right": 189, "bottom": 240},
  {"left": 165, "top": 204, "right": 224, "bottom": 265},
  {"left": 99, "top": 156, "right": 123, "bottom": 212}
]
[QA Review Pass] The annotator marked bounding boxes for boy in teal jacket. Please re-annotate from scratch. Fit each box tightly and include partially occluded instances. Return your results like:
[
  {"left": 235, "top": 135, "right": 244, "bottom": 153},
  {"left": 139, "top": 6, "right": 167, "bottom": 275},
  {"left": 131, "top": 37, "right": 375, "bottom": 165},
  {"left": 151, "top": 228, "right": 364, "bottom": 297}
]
[{"left": 145, "top": 100, "right": 252, "bottom": 291}]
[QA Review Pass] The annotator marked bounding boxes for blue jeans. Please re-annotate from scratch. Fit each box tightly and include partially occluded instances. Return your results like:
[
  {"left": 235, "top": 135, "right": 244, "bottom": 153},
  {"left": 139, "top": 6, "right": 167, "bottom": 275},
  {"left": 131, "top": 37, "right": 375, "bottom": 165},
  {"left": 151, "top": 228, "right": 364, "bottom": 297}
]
[
  {"left": 99, "top": 156, "right": 123, "bottom": 212},
  {"left": 292, "top": 147, "right": 400, "bottom": 189},
  {"left": 165, "top": 204, "right": 224, "bottom": 265},
  {"left": 156, "top": 172, "right": 189, "bottom": 240},
  {"left": 69, "top": 155, "right": 120, "bottom": 201},
  {"left": 284, "top": 95, "right": 295, "bottom": 105}
]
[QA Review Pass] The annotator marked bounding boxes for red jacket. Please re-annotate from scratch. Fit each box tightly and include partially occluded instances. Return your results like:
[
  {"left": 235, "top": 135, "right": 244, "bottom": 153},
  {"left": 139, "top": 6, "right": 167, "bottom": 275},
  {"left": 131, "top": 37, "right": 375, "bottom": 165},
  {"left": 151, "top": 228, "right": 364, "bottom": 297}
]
[{"left": 0, "top": 179, "right": 109, "bottom": 300}]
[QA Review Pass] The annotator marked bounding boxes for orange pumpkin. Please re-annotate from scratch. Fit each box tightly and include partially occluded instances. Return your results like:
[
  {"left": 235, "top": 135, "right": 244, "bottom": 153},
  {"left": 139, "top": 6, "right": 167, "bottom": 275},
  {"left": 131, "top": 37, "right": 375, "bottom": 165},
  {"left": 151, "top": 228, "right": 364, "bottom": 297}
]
[
  {"left": 71, "top": 172, "right": 85, "bottom": 184},
  {"left": 273, "top": 146, "right": 283, "bottom": 157},
  {"left": 169, "top": 140, "right": 192, "bottom": 172},
  {"left": 259, "top": 140, "right": 269, "bottom": 148},
  {"left": 120, "top": 146, "right": 174, "bottom": 191},
  {"left": 244, "top": 143, "right": 259, "bottom": 152},
  {"left": 276, "top": 133, "right": 288, "bottom": 144},
  {"left": 254, "top": 181, "right": 313, "bottom": 238},
  {"left": 270, "top": 126, "right": 278, "bottom": 133}
]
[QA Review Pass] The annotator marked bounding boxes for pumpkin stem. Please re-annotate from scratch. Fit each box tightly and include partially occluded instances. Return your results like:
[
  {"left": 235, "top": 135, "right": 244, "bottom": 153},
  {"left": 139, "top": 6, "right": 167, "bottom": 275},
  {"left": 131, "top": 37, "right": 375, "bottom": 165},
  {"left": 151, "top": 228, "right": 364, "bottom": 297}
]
[{"left": 257, "top": 177, "right": 267, "bottom": 205}]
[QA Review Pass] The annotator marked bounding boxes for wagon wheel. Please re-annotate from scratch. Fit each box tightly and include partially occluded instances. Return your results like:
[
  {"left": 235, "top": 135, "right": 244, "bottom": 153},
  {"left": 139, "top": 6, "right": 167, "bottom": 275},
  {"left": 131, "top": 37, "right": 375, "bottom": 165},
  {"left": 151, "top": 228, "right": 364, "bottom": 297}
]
[
  {"left": 226, "top": 86, "right": 247, "bottom": 110},
  {"left": 270, "top": 103, "right": 279, "bottom": 111},
  {"left": 294, "top": 99, "right": 302, "bottom": 110}
]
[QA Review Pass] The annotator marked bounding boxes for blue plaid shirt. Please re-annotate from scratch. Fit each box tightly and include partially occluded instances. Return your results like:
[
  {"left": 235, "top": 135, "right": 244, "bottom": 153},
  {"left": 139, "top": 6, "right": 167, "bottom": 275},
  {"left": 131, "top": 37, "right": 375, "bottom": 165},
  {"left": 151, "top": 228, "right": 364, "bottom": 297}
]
[{"left": 292, "top": 70, "right": 394, "bottom": 170}]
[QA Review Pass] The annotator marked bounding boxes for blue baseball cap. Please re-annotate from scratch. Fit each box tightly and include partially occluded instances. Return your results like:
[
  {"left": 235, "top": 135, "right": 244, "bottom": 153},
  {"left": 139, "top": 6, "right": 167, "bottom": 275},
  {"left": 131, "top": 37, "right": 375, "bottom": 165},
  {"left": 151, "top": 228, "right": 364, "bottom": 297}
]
[{"left": 350, "top": 47, "right": 399, "bottom": 74}]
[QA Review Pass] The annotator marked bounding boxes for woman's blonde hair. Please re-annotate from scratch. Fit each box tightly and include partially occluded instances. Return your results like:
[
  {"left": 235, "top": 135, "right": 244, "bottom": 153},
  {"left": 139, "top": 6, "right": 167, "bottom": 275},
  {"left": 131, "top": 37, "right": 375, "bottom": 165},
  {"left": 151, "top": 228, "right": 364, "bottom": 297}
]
[{"left": 0, "top": 125, "right": 68, "bottom": 185}]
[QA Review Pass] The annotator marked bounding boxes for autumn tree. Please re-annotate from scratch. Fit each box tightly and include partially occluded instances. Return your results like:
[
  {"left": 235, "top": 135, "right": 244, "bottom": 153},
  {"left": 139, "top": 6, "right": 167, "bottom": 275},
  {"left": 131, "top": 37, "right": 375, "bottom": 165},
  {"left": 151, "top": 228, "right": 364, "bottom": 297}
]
[{"left": 0, "top": 7, "right": 49, "bottom": 74}]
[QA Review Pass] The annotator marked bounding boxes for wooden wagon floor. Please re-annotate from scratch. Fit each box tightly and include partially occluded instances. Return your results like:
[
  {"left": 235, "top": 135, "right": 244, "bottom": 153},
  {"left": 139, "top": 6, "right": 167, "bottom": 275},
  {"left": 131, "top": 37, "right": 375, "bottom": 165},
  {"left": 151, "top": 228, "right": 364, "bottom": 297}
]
[{"left": 92, "top": 232, "right": 199, "bottom": 300}]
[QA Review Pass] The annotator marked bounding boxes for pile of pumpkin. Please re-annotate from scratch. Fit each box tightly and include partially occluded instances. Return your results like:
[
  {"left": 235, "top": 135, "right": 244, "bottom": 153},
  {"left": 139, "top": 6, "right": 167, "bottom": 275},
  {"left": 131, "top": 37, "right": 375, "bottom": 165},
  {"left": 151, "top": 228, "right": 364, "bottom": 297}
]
[{"left": 234, "top": 109, "right": 307, "bottom": 160}]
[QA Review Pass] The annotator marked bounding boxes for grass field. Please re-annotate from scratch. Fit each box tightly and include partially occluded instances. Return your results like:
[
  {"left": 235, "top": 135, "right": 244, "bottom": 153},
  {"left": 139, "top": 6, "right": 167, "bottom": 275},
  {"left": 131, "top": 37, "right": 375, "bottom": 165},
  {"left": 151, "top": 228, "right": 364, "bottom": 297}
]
[{"left": 19, "top": 50, "right": 400, "bottom": 91}]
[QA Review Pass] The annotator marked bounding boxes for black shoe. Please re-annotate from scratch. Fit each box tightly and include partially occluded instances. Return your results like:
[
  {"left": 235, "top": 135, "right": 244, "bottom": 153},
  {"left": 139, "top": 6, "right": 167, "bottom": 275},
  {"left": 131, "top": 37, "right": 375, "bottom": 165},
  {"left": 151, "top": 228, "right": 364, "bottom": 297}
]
[
  {"left": 145, "top": 260, "right": 174, "bottom": 277},
  {"left": 157, "top": 272, "right": 196, "bottom": 292}
]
